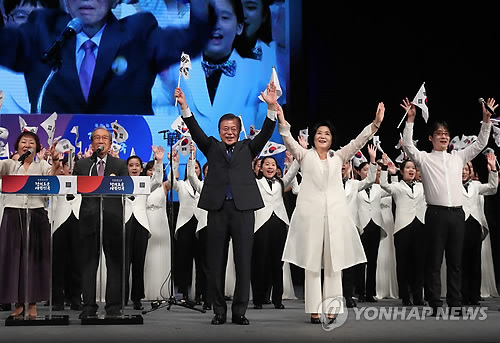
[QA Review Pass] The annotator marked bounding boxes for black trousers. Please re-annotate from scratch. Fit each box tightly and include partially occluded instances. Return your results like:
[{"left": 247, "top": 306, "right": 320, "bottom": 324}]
[
  {"left": 79, "top": 206, "right": 125, "bottom": 313},
  {"left": 356, "top": 220, "right": 381, "bottom": 298},
  {"left": 174, "top": 215, "right": 202, "bottom": 299},
  {"left": 197, "top": 227, "right": 210, "bottom": 304},
  {"left": 125, "top": 215, "right": 149, "bottom": 303},
  {"left": 394, "top": 218, "right": 426, "bottom": 302},
  {"left": 462, "top": 216, "right": 482, "bottom": 304},
  {"left": 52, "top": 213, "right": 81, "bottom": 306},
  {"left": 424, "top": 205, "right": 465, "bottom": 308},
  {"left": 251, "top": 213, "right": 287, "bottom": 306},
  {"left": 207, "top": 200, "right": 254, "bottom": 316},
  {"left": 342, "top": 266, "right": 357, "bottom": 299}
]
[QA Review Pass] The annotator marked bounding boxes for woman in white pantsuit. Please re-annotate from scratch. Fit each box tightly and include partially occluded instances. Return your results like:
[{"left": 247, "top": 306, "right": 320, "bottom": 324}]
[{"left": 277, "top": 102, "right": 385, "bottom": 324}]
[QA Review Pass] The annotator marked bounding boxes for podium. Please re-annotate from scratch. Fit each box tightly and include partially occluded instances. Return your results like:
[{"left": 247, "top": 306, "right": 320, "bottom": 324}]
[
  {"left": 1, "top": 175, "right": 151, "bottom": 326},
  {"left": 2, "top": 175, "right": 76, "bottom": 326}
]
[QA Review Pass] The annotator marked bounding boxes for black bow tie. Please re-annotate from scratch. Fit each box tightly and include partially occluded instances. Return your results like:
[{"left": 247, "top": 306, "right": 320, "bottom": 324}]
[{"left": 201, "top": 59, "right": 237, "bottom": 78}]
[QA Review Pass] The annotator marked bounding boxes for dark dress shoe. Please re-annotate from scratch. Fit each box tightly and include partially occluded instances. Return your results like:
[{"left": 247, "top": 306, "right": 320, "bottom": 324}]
[
  {"left": 365, "top": 295, "right": 378, "bottom": 303},
  {"left": 232, "top": 315, "right": 249, "bottom": 325},
  {"left": 327, "top": 315, "right": 337, "bottom": 324},
  {"left": 413, "top": 299, "right": 427, "bottom": 306},
  {"left": 79, "top": 309, "right": 97, "bottom": 319},
  {"left": 357, "top": 295, "right": 366, "bottom": 302},
  {"left": 253, "top": 304, "right": 263, "bottom": 309},
  {"left": 211, "top": 314, "right": 227, "bottom": 325},
  {"left": 194, "top": 297, "right": 202, "bottom": 305},
  {"left": 133, "top": 301, "right": 144, "bottom": 310},
  {"left": 0, "top": 303, "right": 12, "bottom": 311},
  {"left": 52, "top": 304, "right": 65, "bottom": 311},
  {"left": 70, "top": 302, "right": 83, "bottom": 311},
  {"left": 274, "top": 303, "right": 285, "bottom": 309},
  {"left": 345, "top": 297, "right": 357, "bottom": 308},
  {"left": 402, "top": 299, "right": 413, "bottom": 306},
  {"left": 310, "top": 316, "right": 321, "bottom": 324},
  {"left": 202, "top": 303, "right": 212, "bottom": 311}
]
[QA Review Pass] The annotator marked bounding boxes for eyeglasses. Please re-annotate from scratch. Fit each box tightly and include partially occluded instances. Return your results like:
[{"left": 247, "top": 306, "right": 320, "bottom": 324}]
[
  {"left": 433, "top": 130, "right": 450, "bottom": 137},
  {"left": 221, "top": 127, "right": 239, "bottom": 134},
  {"left": 93, "top": 135, "right": 110, "bottom": 141}
]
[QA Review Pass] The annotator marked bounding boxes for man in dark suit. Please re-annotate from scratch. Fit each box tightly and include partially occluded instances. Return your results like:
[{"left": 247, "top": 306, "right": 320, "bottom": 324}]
[
  {"left": 72, "top": 127, "right": 128, "bottom": 318},
  {"left": 175, "top": 84, "right": 277, "bottom": 325},
  {"left": 0, "top": 0, "right": 212, "bottom": 114}
]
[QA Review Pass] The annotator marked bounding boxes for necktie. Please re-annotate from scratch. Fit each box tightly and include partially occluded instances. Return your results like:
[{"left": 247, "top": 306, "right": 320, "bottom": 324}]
[
  {"left": 267, "top": 179, "right": 273, "bottom": 190},
  {"left": 97, "top": 159, "right": 104, "bottom": 176},
  {"left": 406, "top": 181, "right": 414, "bottom": 193},
  {"left": 201, "top": 59, "right": 237, "bottom": 78},
  {"left": 225, "top": 146, "right": 233, "bottom": 200},
  {"left": 79, "top": 40, "right": 97, "bottom": 101},
  {"left": 463, "top": 181, "right": 470, "bottom": 192},
  {"left": 365, "top": 187, "right": 371, "bottom": 199}
]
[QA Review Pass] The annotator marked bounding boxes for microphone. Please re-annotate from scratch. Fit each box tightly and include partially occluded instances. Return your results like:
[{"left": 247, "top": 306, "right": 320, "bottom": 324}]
[
  {"left": 41, "top": 18, "right": 83, "bottom": 63},
  {"left": 478, "top": 98, "right": 496, "bottom": 116},
  {"left": 91, "top": 145, "right": 105, "bottom": 161},
  {"left": 18, "top": 148, "right": 34, "bottom": 164}
]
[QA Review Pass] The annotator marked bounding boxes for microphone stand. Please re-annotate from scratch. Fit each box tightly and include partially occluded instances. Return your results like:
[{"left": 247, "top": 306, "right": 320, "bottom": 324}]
[
  {"left": 37, "top": 53, "right": 62, "bottom": 114},
  {"left": 142, "top": 130, "right": 205, "bottom": 315}
]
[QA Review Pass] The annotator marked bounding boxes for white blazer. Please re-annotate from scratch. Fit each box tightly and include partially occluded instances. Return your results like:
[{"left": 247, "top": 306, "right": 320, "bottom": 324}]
[
  {"left": 344, "top": 162, "right": 377, "bottom": 230},
  {"left": 170, "top": 161, "right": 202, "bottom": 235},
  {"left": 379, "top": 170, "right": 426, "bottom": 234},
  {"left": 51, "top": 194, "right": 82, "bottom": 233},
  {"left": 124, "top": 161, "right": 163, "bottom": 234},
  {"left": 462, "top": 172, "right": 498, "bottom": 235},
  {"left": 356, "top": 183, "right": 389, "bottom": 238},
  {"left": 254, "top": 160, "right": 299, "bottom": 232},
  {"left": 280, "top": 122, "right": 373, "bottom": 272},
  {"left": 186, "top": 159, "right": 208, "bottom": 233}
]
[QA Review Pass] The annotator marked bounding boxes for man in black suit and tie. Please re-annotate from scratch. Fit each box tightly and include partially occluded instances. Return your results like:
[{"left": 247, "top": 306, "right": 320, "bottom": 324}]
[
  {"left": 72, "top": 127, "right": 128, "bottom": 318},
  {"left": 175, "top": 83, "right": 277, "bottom": 325},
  {"left": 0, "top": 0, "right": 212, "bottom": 114}
]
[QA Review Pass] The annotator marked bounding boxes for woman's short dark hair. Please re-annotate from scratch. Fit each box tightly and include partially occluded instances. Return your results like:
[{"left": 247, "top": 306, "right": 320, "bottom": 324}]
[
  {"left": 127, "top": 155, "right": 143, "bottom": 166},
  {"left": 185, "top": 160, "right": 203, "bottom": 181},
  {"left": 14, "top": 131, "right": 41, "bottom": 153},
  {"left": 308, "top": 120, "right": 336, "bottom": 150},
  {"left": 142, "top": 160, "right": 155, "bottom": 176}
]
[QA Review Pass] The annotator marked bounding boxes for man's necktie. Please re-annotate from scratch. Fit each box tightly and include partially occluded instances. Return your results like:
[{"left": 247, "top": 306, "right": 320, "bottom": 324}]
[
  {"left": 79, "top": 40, "right": 97, "bottom": 101},
  {"left": 201, "top": 59, "right": 237, "bottom": 78},
  {"left": 225, "top": 146, "right": 233, "bottom": 199},
  {"left": 97, "top": 159, "right": 104, "bottom": 176}
]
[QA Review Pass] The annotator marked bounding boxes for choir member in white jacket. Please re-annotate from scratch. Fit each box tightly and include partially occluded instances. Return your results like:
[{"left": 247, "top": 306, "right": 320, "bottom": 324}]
[
  {"left": 380, "top": 155, "right": 427, "bottom": 306},
  {"left": 143, "top": 161, "right": 172, "bottom": 301},
  {"left": 341, "top": 145, "right": 377, "bottom": 308},
  {"left": 124, "top": 147, "right": 164, "bottom": 310},
  {"left": 51, "top": 155, "right": 83, "bottom": 311},
  {"left": 187, "top": 144, "right": 211, "bottom": 310},
  {"left": 169, "top": 150, "right": 204, "bottom": 302},
  {"left": 251, "top": 155, "right": 299, "bottom": 310},
  {"left": 461, "top": 153, "right": 498, "bottom": 305},
  {"left": 278, "top": 102, "right": 385, "bottom": 324},
  {"left": 354, "top": 154, "right": 389, "bottom": 303}
]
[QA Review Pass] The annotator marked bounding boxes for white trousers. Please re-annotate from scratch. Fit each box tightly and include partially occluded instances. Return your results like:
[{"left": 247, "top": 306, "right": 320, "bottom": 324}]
[{"left": 304, "top": 220, "right": 344, "bottom": 314}]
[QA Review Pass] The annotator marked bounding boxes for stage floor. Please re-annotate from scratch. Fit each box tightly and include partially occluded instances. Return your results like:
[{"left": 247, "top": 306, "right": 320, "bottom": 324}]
[{"left": 2, "top": 294, "right": 499, "bottom": 343}]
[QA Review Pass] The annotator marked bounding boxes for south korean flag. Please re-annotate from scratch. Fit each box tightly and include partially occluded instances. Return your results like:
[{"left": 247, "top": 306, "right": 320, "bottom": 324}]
[{"left": 260, "top": 141, "right": 286, "bottom": 157}]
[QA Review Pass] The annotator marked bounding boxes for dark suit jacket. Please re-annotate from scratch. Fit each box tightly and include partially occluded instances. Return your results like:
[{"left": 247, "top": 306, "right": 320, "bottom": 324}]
[
  {"left": 0, "top": 9, "right": 210, "bottom": 114},
  {"left": 72, "top": 154, "right": 129, "bottom": 235},
  {"left": 184, "top": 114, "right": 276, "bottom": 211}
]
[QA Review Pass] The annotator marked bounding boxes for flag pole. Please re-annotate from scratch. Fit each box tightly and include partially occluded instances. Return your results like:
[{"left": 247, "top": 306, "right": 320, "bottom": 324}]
[
  {"left": 174, "top": 71, "right": 181, "bottom": 107},
  {"left": 397, "top": 109, "right": 409, "bottom": 129}
]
